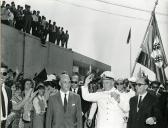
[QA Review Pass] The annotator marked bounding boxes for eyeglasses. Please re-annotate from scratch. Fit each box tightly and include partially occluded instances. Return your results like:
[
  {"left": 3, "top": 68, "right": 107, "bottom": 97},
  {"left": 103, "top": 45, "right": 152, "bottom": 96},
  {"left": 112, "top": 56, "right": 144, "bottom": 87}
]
[
  {"left": 1, "top": 72, "right": 7, "bottom": 76},
  {"left": 71, "top": 81, "right": 78, "bottom": 84}
]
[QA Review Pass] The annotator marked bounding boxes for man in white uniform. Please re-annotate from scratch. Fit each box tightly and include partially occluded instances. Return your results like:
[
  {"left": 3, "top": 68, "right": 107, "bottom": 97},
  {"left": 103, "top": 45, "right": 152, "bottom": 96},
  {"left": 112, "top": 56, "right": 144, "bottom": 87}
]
[{"left": 82, "top": 71, "right": 126, "bottom": 128}]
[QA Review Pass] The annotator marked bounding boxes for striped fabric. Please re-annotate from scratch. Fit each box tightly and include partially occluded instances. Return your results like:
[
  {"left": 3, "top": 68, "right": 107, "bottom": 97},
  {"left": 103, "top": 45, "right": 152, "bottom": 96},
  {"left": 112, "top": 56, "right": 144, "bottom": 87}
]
[{"left": 136, "top": 13, "right": 168, "bottom": 84}]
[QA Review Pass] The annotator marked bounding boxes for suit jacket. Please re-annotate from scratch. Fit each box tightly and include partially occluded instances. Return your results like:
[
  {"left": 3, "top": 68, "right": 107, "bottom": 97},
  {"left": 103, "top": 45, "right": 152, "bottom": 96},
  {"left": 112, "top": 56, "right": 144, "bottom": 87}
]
[
  {"left": 127, "top": 93, "right": 162, "bottom": 128},
  {"left": 158, "top": 92, "right": 168, "bottom": 128},
  {"left": 70, "top": 87, "right": 91, "bottom": 115},
  {"left": 5, "top": 85, "right": 12, "bottom": 115},
  {"left": 46, "top": 91, "right": 82, "bottom": 128}
]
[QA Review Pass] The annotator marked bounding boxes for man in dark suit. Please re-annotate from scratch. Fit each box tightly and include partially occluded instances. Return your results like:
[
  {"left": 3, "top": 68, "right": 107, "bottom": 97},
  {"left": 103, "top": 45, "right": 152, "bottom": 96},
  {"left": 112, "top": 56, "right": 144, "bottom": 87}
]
[
  {"left": 149, "top": 81, "right": 168, "bottom": 128},
  {"left": 1, "top": 63, "right": 12, "bottom": 128},
  {"left": 127, "top": 77, "right": 162, "bottom": 128},
  {"left": 70, "top": 73, "right": 92, "bottom": 128},
  {"left": 46, "top": 72, "right": 82, "bottom": 128}
]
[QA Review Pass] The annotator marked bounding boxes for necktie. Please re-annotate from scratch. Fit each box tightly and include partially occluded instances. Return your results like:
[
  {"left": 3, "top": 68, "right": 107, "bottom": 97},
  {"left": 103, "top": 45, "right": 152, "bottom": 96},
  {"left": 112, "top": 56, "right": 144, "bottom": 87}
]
[
  {"left": 73, "top": 89, "right": 76, "bottom": 93},
  {"left": 137, "top": 96, "right": 142, "bottom": 109},
  {"left": 64, "top": 94, "right": 67, "bottom": 112},
  {"left": 1, "top": 89, "right": 6, "bottom": 117}
]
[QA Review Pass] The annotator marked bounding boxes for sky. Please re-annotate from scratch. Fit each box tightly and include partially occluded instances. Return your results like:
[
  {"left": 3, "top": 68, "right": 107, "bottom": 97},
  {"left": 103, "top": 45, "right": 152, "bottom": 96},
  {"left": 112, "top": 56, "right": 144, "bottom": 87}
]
[{"left": 5, "top": 0, "right": 168, "bottom": 79}]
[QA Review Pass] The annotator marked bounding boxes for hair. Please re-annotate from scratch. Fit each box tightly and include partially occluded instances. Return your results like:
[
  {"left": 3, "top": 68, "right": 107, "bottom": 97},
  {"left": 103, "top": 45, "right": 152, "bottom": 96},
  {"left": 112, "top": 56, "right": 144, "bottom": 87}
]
[
  {"left": 144, "top": 77, "right": 150, "bottom": 85},
  {"left": 36, "top": 82, "right": 45, "bottom": 90},
  {"left": 71, "top": 72, "right": 79, "bottom": 80},
  {"left": 15, "top": 82, "right": 22, "bottom": 91},
  {"left": 123, "top": 78, "right": 129, "bottom": 88},
  {"left": 1, "top": 62, "right": 8, "bottom": 69},
  {"left": 22, "top": 78, "right": 34, "bottom": 90},
  {"left": 150, "top": 81, "right": 160, "bottom": 87}
]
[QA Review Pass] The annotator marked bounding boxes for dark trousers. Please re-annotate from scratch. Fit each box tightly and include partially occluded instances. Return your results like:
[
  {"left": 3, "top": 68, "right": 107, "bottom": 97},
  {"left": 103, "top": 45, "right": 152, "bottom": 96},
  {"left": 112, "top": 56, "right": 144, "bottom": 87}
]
[
  {"left": 65, "top": 41, "right": 68, "bottom": 48},
  {"left": 15, "top": 19, "right": 23, "bottom": 30},
  {"left": 57, "top": 38, "right": 61, "bottom": 46},
  {"left": 31, "top": 21, "right": 37, "bottom": 36},
  {"left": 1, "top": 20, "right": 10, "bottom": 25},
  {"left": 61, "top": 41, "right": 65, "bottom": 47},
  {"left": 23, "top": 19, "right": 32, "bottom": 33},
  {"left": 49, "top": 32, "right": 53, "bottom": 43},
  {"left": 1, "top": 120, "right": 6, "bottom": 128}
]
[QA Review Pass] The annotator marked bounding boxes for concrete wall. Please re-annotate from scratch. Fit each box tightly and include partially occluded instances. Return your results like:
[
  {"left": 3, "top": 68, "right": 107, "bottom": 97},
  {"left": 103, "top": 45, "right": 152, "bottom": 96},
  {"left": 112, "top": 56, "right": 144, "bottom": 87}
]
[
  {"left": 1, "top": 24, "right": 24, "bottom": 72},
  {"left": 1, "top": 24, "right": 73, "bottom": 77},
  {"left": 1, "top": 24, "right": 110, "bottom": 78}
]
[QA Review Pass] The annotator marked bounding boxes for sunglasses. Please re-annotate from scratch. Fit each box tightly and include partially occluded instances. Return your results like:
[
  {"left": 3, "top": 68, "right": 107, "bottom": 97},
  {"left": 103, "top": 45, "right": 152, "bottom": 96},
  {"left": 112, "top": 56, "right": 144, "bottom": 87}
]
[
  {"left": 116, "top": 83, "right": 124, "bottom": 85},
  {"left": 71, "top": 81, "right": 78, "bottom": 84},
  {"left": 1, "top": 72, "right": 7, "bottom": 76},
  {"left": 136, "top": 83, "right": 146, "bottom": 87}
]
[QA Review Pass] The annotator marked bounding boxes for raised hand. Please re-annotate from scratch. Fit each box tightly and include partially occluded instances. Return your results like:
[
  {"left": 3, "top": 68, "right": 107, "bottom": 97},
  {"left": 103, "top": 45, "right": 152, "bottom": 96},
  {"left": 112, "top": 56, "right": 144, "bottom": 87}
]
[
  {"left": 146, "top": 117, "right": 156, "bottom": 125},
  {"left": 85, "top": 74, "right": 94, "bottom": 85},
  {"left": 30, "top": 90, "right": 38, "bottom": 99}
]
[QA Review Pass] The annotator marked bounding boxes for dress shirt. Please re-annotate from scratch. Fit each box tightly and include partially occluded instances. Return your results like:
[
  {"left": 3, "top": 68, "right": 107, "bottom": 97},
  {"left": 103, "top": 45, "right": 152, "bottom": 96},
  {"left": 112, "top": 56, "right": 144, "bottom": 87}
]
[
  {"left": 1, "top": 83, "right": 8, "bottom": 120},
  {"left": 32, "top": 14, "right": 38, "bottom": 22},
  {"left": 71, "top": 88, "right": 78, "bottom": 94},
  {"left": 137, "top": 92, "right": 147, "bottom": 112},
  {"left": 138, "top": 92, "right": 147, "bottom": 103},
  {"left": 60, "top": 90, "right": 69, "bottom": 106}
]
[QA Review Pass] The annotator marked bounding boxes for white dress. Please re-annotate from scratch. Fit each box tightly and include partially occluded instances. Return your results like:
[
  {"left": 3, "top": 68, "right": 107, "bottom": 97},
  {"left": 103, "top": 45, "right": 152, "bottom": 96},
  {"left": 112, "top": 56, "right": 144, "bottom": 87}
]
[
  {"left": 82, "top": 86, "right": 125, "bottom": 128},
  {"left": 119, "top": 90, "right": 135, "bottom": 128}
]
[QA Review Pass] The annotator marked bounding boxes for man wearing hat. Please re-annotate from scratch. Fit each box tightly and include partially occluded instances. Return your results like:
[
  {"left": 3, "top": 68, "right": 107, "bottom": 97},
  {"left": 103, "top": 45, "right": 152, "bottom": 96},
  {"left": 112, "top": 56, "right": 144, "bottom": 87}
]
[
  {"left": 82, "top": 71, "right": 126, "bottom": 128},
  {"left": 127, "top": 77, "right": 162, "bottom": 128}
]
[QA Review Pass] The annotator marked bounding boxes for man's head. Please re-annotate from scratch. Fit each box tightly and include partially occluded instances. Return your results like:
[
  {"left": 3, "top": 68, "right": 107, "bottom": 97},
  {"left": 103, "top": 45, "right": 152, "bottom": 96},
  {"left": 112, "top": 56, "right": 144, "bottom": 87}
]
[
  {"left": 59, "top": 72, "right": 71, "bottom": 93},
  {"left": 33, "top": 10, "right": 36, "bottom": 15},
  {"left": 71, "top": 73, "right": 79, "bottom": 89},
  {"left": 2, "top": 1, "right": 6, "bottom": 6},
  {"left": 101, "top": 71, "right": 115, "bottom": 91},
  {"left": 1, "top": 62, "right": 8, "bottom": 85},
  {"left": 37, "top": 11, "right": 40, "bottom": 15},
  {"left": 23, "top": 78, "right": 33, "bottom": 91},
  {"left": 136, "top": 77, "right": 149, "bottom": 95},
  {"left": 150, "top": 81, "right": 160, "bottom": 92},
  {"left": 116, "top": 79, "right": 124, "bottom": 92},
  {"left": 37, "top": 82, "right": 45, "bottom": 96},
  {"left": 6, "top": 4, "right": 10, "bottom": 9}
]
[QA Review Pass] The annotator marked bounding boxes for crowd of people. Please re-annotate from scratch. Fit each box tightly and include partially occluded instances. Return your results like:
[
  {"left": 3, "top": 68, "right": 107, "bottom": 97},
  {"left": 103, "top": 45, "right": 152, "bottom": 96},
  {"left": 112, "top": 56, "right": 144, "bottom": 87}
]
[
  {"left": 1, "top": 62, "right": 168, "bottom": 128},
  {"left": 1, "top": 1, "right": 69, "bottom": 48}
]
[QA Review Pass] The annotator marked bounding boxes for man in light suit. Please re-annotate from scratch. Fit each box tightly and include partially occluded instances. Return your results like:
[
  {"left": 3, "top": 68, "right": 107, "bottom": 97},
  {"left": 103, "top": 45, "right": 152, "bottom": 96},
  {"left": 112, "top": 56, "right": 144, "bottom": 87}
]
[
  {"left": 46, "top": 72, "right": 82, "bottom": 128},
  {"left": 127, "top": 77, "right": 162, "bottom": 128}
]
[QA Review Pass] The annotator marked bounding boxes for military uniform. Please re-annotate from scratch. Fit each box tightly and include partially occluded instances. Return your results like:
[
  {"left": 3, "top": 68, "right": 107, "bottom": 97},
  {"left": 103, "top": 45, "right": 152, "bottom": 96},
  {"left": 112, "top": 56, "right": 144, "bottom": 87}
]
[{"left": 82, "top": 86, "right": 125, "bottom": 128}]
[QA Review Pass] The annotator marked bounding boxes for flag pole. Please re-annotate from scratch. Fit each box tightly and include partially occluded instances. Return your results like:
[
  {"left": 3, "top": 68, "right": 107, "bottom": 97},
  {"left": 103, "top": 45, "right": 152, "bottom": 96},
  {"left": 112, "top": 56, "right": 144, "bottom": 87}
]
[
  {"left": 130, "top": 33, "right": 132, "bottom": 77},
  {"left": 131, "top": 0, "right": 158, "bottom": 76}
]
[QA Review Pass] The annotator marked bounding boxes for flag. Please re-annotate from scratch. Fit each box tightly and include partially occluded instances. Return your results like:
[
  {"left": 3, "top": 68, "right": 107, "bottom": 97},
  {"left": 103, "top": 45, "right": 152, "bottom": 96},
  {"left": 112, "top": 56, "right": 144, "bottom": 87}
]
[
  {"left": 126, "top": 28, "right": 131, "bottom": 44},
  {"left": 136, "top": 12, "right": 168, "bottom": 84},
  {"left": 33, "top": 68, "right": 47, "bottom": 83}
]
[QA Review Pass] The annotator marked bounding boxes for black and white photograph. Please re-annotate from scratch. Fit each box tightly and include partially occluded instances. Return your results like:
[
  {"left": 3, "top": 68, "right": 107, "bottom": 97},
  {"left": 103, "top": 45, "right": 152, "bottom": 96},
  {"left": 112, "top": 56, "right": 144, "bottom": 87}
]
[{"left": 1, "top": 0, "right": 168, "bottom": 128}]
